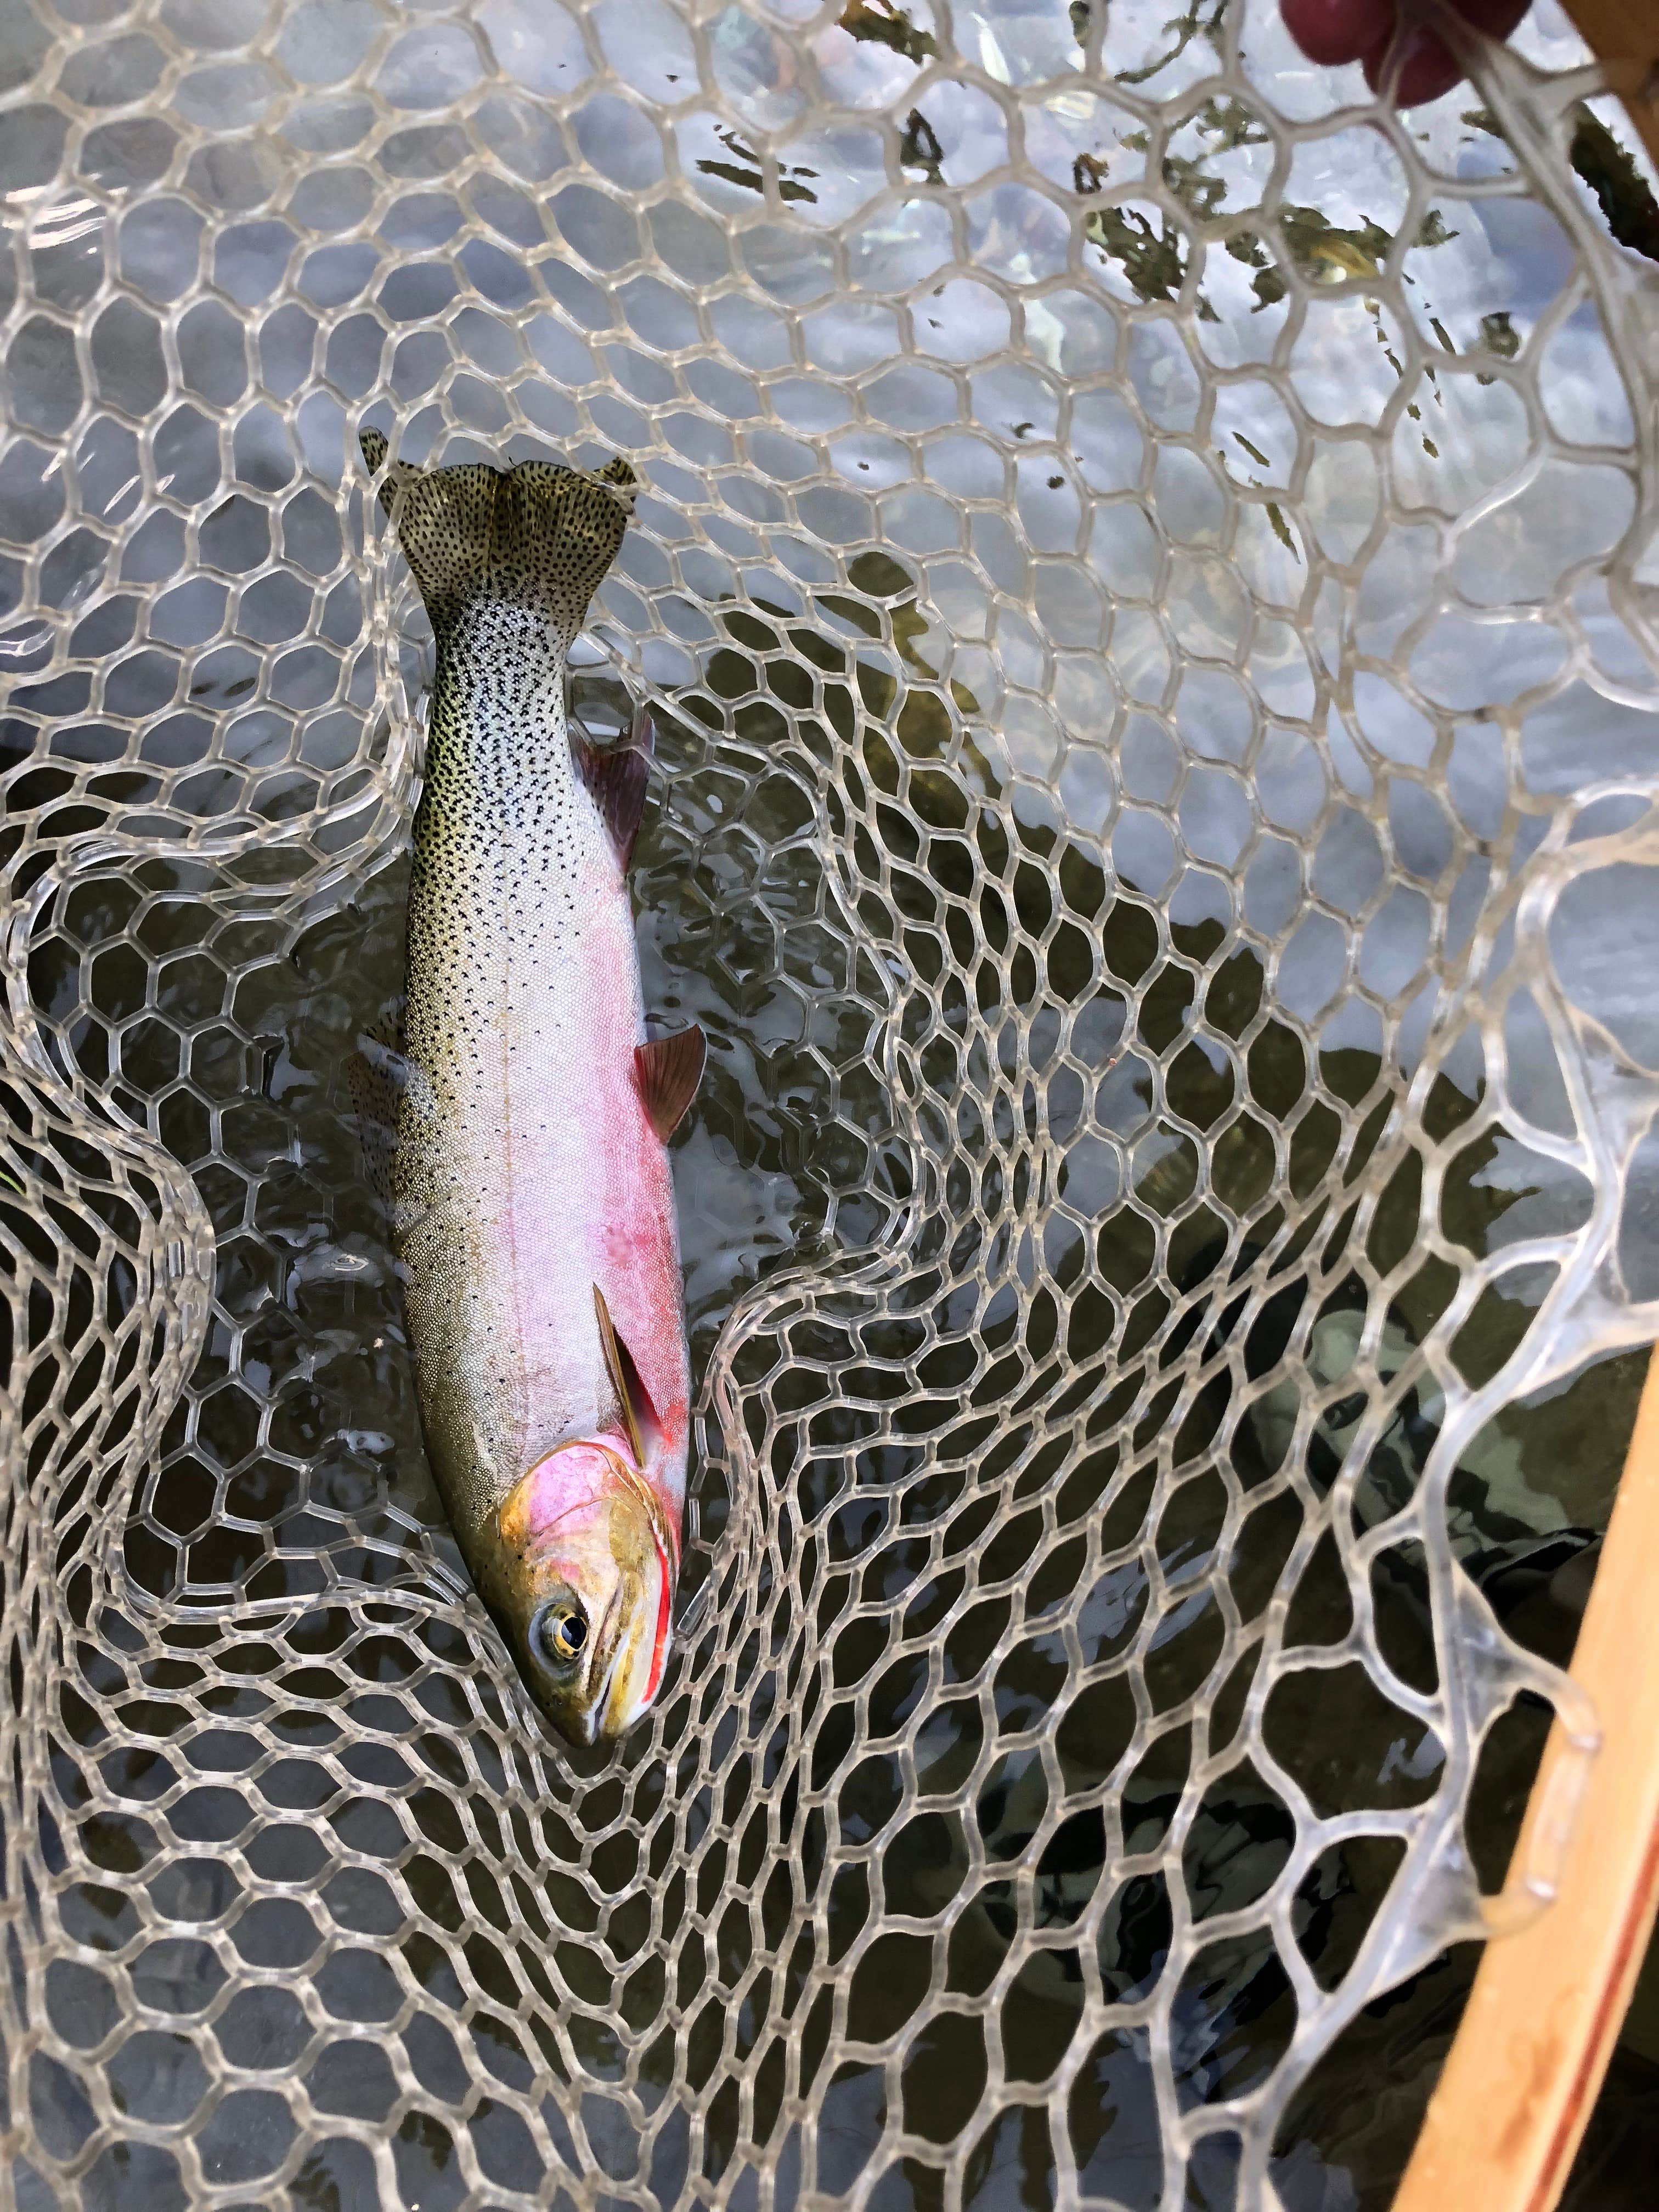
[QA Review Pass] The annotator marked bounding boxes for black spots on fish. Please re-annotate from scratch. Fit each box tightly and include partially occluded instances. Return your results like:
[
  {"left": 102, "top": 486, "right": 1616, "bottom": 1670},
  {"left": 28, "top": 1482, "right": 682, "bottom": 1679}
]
[{"left": 359, "top": 433, "right": 635, "bottom": 648}]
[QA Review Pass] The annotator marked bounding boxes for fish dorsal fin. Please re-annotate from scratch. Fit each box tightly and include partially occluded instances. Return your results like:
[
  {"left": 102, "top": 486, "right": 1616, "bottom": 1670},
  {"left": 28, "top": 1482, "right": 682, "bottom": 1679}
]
[
  {"left": 634, "top": 1025, "right": 705, "bottom": 1143},
  {"left": 573, "top": 704, "right": 654, "bottom": 869},
  {"left": 344, "top": 998, "right": 409, "bottom": 1206},
  {"left": 592, "top": 1283, "right": 645, "bottom": 1464}
]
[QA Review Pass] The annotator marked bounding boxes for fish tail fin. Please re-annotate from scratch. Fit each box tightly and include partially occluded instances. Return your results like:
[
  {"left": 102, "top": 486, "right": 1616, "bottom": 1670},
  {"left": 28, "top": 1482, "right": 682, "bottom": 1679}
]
[{"left": 359, "top": 429, "right": 635, "bottom": 640}]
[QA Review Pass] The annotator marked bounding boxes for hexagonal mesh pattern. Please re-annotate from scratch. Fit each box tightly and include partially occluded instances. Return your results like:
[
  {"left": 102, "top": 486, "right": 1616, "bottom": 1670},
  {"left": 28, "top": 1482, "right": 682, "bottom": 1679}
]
[{"left": 4, "top": 1, "right": 1659, "bottom": 2206}]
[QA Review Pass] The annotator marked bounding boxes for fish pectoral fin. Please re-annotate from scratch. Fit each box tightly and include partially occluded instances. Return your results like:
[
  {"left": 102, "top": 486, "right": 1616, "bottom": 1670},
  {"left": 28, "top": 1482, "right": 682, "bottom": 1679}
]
[
  {"left": 633, "top": 1025, "right": 706, "bottom": 1143},
  {"left": 592, "top": 1284, "right": 646, "bottom": 1463},
  {"left": 573, "top": 708, "right": 653, "bottom": 870}
]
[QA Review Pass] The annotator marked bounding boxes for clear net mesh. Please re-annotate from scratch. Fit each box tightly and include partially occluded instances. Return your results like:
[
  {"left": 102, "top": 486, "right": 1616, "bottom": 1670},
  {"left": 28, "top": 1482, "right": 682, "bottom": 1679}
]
[{"left": 3, "top": 1, "right": 1659, "bottom": 2205}]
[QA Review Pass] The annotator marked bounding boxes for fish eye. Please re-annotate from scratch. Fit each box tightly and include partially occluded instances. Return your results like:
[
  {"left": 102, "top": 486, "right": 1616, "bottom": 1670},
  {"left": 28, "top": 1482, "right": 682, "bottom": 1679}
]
[{"left": 533, "top": 1601, "right": 588, "bottom": 1668}]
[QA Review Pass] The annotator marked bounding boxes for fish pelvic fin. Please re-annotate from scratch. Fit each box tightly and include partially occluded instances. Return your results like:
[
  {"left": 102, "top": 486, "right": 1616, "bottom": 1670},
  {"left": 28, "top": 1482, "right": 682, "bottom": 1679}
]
[
  {"left": 359, "top": 430, "right": 635, "bottom": 642},
  {"left": 634, "top": 1025, "right": 706, "bottom": 1143},
  {"left": 574, "top": 703, "right": 654, "bottom": 869}
]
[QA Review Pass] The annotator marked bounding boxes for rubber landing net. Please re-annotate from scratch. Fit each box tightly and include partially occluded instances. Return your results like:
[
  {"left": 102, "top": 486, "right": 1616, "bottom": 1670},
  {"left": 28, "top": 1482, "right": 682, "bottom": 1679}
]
[{"left": 3, "top": 1, "right": 1659, "bottom": 2207}]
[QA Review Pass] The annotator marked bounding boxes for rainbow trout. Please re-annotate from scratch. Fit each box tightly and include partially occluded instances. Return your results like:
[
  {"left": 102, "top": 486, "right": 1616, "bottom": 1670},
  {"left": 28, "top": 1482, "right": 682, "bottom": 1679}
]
[{"left": 352, "top": 430, "right": 703, "bottom": 1747}]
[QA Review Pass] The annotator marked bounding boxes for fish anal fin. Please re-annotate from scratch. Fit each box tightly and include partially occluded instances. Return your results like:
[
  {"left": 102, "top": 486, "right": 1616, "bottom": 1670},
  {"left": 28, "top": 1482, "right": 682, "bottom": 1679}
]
[
  {"left": 574, "top": 725, "right": 652, "bottom": 870},
  {"left": 633, "top": 1024, "right": 706, "bottom": 1143}
]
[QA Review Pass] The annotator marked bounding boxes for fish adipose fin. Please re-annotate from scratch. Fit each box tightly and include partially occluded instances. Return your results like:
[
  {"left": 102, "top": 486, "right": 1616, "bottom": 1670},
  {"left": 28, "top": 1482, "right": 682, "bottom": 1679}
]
[
  {"left": 574, "top": 703, "right": 654, "bottom": 868},
  {"left": 634, "top": 1025, "right": 706, "bottom": 1142},
  {"left": 359, "top": 428, "right": 635, "bottom": 644}
]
